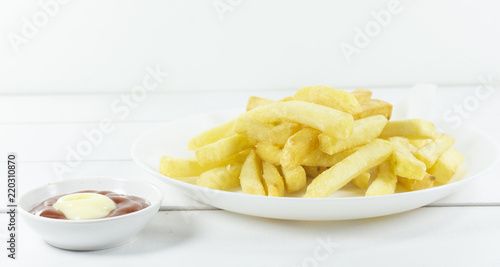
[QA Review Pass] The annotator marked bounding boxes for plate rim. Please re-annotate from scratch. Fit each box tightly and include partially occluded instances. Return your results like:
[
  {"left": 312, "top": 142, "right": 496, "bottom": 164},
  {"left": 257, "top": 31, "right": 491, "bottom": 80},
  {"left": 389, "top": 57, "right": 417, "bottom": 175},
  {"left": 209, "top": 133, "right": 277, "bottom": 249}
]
[
  {"left": 131, "top": 109, "right": 500, "bottom": 203},
  {"left": 131, "top": 109, "right": 500, "bottom": 201}
]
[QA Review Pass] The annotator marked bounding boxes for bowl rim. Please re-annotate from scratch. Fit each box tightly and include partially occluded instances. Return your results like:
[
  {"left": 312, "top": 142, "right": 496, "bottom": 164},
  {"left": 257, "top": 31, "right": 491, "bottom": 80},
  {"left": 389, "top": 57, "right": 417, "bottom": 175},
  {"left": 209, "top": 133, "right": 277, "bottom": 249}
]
[{"left": 19, "top": 177, "right": 163, "bottom": 224}]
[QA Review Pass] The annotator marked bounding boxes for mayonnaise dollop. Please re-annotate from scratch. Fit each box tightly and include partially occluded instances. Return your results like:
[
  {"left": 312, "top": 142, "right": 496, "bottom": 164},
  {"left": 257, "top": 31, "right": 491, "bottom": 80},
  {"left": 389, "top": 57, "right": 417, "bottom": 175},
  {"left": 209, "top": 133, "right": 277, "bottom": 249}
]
[{"left": 54, "top": 193, "right": 116, "bottom": 220}]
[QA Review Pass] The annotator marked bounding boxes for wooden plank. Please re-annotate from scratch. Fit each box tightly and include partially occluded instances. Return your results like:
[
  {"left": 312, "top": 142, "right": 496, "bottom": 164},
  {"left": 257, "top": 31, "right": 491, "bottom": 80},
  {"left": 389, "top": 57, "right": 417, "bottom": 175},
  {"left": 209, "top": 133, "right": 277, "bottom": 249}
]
[
  {"left": 0, "top": 122, "right": 162, "bottom": 162},
  {"left": 2, "top": 207, "right": 500, "bottom": 266}
]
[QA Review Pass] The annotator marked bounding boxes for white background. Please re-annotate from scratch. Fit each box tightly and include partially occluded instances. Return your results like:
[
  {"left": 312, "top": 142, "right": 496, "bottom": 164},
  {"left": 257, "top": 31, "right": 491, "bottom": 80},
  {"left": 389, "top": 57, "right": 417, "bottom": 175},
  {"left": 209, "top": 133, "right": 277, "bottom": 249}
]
[
  {"left": 1, "top": 1, "right": 500, "bottom": 266},
  {"left": 1, "top": 0, "right": 500, "bottom": 94}
]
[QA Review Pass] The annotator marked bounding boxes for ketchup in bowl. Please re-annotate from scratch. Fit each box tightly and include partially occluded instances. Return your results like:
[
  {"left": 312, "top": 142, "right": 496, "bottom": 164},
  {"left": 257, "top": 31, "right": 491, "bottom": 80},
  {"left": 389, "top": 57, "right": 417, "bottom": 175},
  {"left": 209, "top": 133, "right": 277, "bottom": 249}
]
[{"left": 29, "top": 190, "right": 150, "bottom": 220}]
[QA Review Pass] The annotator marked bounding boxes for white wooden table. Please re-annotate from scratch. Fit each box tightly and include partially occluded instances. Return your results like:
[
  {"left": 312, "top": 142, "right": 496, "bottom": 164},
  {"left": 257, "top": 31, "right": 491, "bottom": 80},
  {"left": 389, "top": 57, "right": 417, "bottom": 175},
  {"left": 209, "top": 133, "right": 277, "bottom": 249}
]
[{"left": 1, "top": 86, "right": 500, "bottom": 266}]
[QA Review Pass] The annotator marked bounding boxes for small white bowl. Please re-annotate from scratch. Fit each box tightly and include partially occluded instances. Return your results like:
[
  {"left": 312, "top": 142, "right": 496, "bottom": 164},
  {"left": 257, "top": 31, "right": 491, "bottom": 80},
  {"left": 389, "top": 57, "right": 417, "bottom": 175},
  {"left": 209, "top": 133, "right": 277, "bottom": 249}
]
[{"left": 19, "top": 177, "right": 163, "bottom": 251}]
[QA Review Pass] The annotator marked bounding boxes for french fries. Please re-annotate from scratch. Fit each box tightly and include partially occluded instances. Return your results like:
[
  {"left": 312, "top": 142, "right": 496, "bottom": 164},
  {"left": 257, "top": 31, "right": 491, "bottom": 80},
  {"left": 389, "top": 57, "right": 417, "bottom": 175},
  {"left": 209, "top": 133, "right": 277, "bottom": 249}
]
[
  {"left": 241, "top": 101, "right": 354, "bottom": 139},
  {"left": 160, "top": 156, "right": 214, "bottom": 178},
  {"left": 366, "top": 161, "right": 397, "bottom": 196},
  {"left": 389, "top": 137, "right": 427, "bottom": 180},
  {"left": 351, "top": 171, "right": 371, "bottom": 190},
  {"left": 188, "top": 118, "right": 237, "bottom": 150},
  {"left": 350, "top": 88, "right": 372, "bottom": 103},
  {"left": 247, "top": 96, "right": 274, "bottom": 111},
  {"left": 197, "top": 162, "right": 243, "bottom": 191},
  {"left": 352, "top": 99, "right": 392, "bottom": 120},
  {"left": 195, "top": 134, "right": 256, "bottom": 166},
  {"left": 293, "top": 85, "right": 362, "bottom": 114},
  {"left": 429, "top": 147, "right": 464, "bottom": 186},
  {"left": 255, "top": 142, "right": 282, "bottom": 165},
  {"left": 279, "top": 96, "right": 293, "bottom": 102},
  {"left": 301, "top": 147, "right": 360, "bottom": 167},
  {"left": 281, "top": 127, "right": 320, "bottom": 170},
  {"left": 160, "top": 151, "right": 248, "bottom": 178},
  {"left": 281, "top": 165, "right": 307, "bottom": 193},
  {"left": 234, "top": 116, "right": 274, "bottom": 142},
  {"left": 160, "top": 86, "right": 464, "bottom": 199},
  {"left": 379, "top": 119, "right": 437, "bottom": 139},
  {"left": 414, "top": 133, "right": 455, "bottom": 169},
  {"left": 269, "top": 122, "right": 302, "bottom": 147},
  {"left": 303, "top": 166, "right": 328, "bottom": 178},
  {"left": 304, "top": 139, "right": 394, "bottom": 198},
  {"left": 246, "top": 96, "right": 293, "bottom": 111},
  {"left": 257, "top": 140, "right": 360, "bottom": 167},
  {"left": 239, "top": 150, "right": 266, "bottom": 195},
  {"left": 409, "top": 139, "right": 431, "bottom": 148},
  {"left": 318, "top": 115, "right": 387, "bottom": 155},
  {"left": 262, "top": 162, "right": 285, "bottom": 197},
  {"left": 398, "top": 173, "right": 435, "bottom": 191}
]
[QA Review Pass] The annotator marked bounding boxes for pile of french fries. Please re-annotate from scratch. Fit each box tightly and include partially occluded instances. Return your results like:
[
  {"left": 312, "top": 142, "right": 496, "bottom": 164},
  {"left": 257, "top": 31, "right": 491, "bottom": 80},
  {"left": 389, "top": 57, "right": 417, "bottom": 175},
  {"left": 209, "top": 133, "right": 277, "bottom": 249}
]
[{"left": 160, "top": 86, "right": 464, "bottom": 198}]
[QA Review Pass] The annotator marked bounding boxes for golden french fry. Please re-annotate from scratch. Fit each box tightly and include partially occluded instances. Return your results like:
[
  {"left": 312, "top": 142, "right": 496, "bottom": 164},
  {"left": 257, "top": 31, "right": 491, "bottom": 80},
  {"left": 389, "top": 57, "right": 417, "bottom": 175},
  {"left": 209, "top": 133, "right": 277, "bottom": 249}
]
[
  {"left": 281, "top": 127, "right": 320, "bottom": 170},
  {"left": 188, "top": 118, "right": 238, "bottom": 150},
  {"left": 409, "top": 139, "right": 431, "bottom": 148},
  {"left": 239, "top": 150, "right": 266, "bottom": 195},
  {"left": 389, "top": 137, "right": 427, "bottom": 180},
  {"left": 233, "top": 116, "right": 273, "bottom": 142},
  {"left": 262, "top": 161, "right": 285, "bottom": 197},
  {"left": 257, "top": 141, "right": 360, "bottom": 167},
  {"left": 242, "top": 101, "right": 354, "bottom": 139},
  {"left": 351, "top": 171, "right": 371, "bottom": 190},
  {"left": 398, "top": 173, "right": 435, "bottom": 191},
  {"left": 428, "top": 147, "right": 464, "bottom": 186},
  {"left": 318, "top": 115, "right": 387, "bottom": 155},
  {"left": 246, "top": 96, "right": 293, "bottom": 111},
  {"left": 304, "top": 139, "right": 394, "bottom": 198},
  {"left": 197, "top": 162, "right": 243, "bottom": 190},
  {"left": 365, "top": 161, "right": 397, "bottom": 196},
  {"left": 159, "top": 156, "right": 213, "bottom": 178},
  {"left": 279, "top": 96, "right": 293, "bottom": 102},
  {"left": 293, "top": 85, "right": 362, "bottom": 114},
  {"left": 301, "top": 147, "right": 360, "bottom": 167},
  {"left": 352, "top": 99, "right": 392, "bottom": 120},
  {"left": 269, "top": 122, "right": 302, "bottom": 147},
  {"left": 255, "top": 141, "right": 282, "bottom": 165},
  {"left": 160, "top": 150, "right": 248, "bottom": 178},
  {"left": 164, "top": 86, "right": 465, "bottom": 198},
  {"left": 195, "top": 134, "right": 256, "bottom": 166},
  {"left": 350, "top": 89, "right": 372, "bottom": 103},
  {"left": 414, "top": 133, "right": 455, "bottom": 169},
  {"left": 379, "top": 119, "right": 437, "bottom": 139},
  {"left": 408, "top": 142, "right": 419, "bottom": 153},
  {"left": 303, "top": 166, "right": 328, "bottom": 178},
  {"left": 281, "top": 165, "right": 307, "bottom": 193},
  {"left": 246, "top": 96, "right": 275, "bottom": 111}
]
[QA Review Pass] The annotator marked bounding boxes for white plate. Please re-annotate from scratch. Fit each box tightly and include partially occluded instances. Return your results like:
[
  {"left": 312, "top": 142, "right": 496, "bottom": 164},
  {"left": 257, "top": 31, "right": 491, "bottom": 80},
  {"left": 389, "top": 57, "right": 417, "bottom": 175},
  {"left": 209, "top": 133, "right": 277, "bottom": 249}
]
[{"left": 131, "top": 109, "right": 500, "bottom": 220}]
